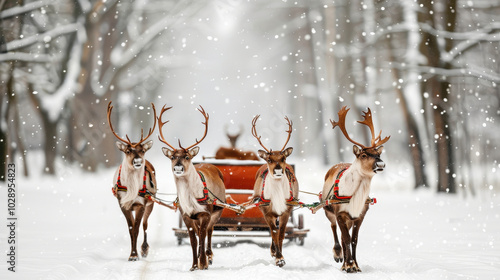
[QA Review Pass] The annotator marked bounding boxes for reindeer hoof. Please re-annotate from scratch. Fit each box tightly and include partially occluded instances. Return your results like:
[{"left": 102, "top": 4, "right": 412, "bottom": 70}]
[
  {"left": 189, "top": 265, "right": 198, "bottom": 271},
  {"left": 128, "top": 256, "right": 139, "bottom": 261},
  {"left": 276, "top": 259, "right": 286, "bottom": 267},
  {"left": 341, "top": 264, "right": 361, "bottom": 273},
  {"left": 141, "top": 248, "right": 149, "bottom": 258},
  {"left": 333, "top": 245, "right": 343, "bottom": 263}
]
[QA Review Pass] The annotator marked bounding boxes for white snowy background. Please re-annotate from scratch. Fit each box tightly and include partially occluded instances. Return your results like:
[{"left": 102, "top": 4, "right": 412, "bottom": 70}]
[
  {"left": 2, "top": 153, "right": 500, "bottom": 279},
  {"left": 1, "top": 0, "right": 500, "bottom": 279}
]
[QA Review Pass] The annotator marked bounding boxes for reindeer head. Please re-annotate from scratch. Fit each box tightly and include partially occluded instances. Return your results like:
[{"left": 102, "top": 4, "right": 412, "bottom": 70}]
[
  {"left": 225, "top": 124, "right": 243, "bottom": 148},
  {"left": 157, "top": 105, "right": 209, "bottom": 177},
  {"left": 252, "top": 115, "right": 294, "bottom": 179},
  {"left": 331, "top": 106, "right": 390, "bottom": 175},
  {"left": 107, "top": 102, "right": 156, "bottom": 170}
]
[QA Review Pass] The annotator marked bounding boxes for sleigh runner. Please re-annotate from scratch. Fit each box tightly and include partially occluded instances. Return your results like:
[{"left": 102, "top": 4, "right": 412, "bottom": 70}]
[{"left": 172, "top": 159, "right": 309, "bottom": 245}]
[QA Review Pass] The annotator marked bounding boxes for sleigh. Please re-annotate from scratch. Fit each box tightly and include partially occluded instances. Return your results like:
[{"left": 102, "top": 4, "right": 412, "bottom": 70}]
[{"left": 172, "top": 159, "right": 309, "bottom": 245}]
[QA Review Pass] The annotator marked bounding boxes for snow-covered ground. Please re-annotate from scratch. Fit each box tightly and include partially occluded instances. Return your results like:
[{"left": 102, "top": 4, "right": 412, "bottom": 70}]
[{"left": 1, "top": 154, "right": 499, "bottom": 280}]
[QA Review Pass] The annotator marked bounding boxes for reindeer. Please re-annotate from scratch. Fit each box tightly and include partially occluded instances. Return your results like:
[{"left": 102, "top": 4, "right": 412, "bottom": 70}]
[
  {"left": 248, "top": 115, "right": 298, "bottom": 267},
  {"left": 107, "top": 101, "right": 157, "bottom": 261},
  {"left": 157, "top": 105, "right": 226, "bottom": 271},
  {"left": 321, "top": 106, "right": 389, "bottom": 272},
  {"left": 214, "top": 125, "right": 259, "bottom": 160}
]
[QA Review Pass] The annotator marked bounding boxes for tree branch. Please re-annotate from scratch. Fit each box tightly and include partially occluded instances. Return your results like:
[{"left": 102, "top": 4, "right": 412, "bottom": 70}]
[
  {"left": 0, "top": 0, "right": 52, "bottom": 20},
  {"left": 5, "top": 22, "right": 80, "bottom": 51},
  {"left": 0, "top": 52, "right": 57, "bottom": 62}
]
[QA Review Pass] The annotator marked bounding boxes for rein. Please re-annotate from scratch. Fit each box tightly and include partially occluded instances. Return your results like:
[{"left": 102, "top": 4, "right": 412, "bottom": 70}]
[{"left": 119, "top": 166, "right": 377, "bottom": 215}]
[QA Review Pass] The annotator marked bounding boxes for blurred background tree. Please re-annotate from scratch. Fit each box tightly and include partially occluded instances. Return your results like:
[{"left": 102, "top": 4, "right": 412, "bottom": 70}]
[{"left": 1, "top": 0, "right": 499, "bottom": 196}]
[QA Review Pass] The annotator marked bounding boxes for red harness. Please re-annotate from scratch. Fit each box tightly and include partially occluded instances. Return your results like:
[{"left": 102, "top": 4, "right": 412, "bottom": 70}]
[
  {"left": 196, "top": 171, "right": 214, "bottom": 204},
  {"left": 260, "top": 167, "right": 296, "bottom": 203},
  {"left": 112, "top": 165, "right": 149, "bottom": 198},
  {"left": 321, "top": 167, "right": 352, "bottom": 202}
]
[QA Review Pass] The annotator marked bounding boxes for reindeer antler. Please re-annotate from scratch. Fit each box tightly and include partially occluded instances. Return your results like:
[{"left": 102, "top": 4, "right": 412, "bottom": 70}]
[
  {"left": 251, "top": 115, "right": 270, "bottom": 153},
  {"left": 331, "top": 106, "right": 390, "bottom": 149},
  {"left": 251, "top": 115, "right": 293, "bottom": 153},
  {"left": 357, "top": 108, "right": 390, "bottom": 147},
  {"left": 281, "top": 116, "right": 293, "bottom": 151},
  {"left": 157, "top": 105, "right": 176, "bottom": 150},
  {"left": 157, "top": 105, "right": 209, "bottom": 151},
  {"left": 183, "top": 105, "right": 210, "bottom": 151},
  {"left": 107, "top": 101, "right": 157, "bottom": 147}
]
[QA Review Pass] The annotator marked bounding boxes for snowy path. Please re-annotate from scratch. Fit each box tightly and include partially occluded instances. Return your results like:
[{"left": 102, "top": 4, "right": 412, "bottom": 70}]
[{"left": 1, "top": 161, "right": 499, "bottom": 279}]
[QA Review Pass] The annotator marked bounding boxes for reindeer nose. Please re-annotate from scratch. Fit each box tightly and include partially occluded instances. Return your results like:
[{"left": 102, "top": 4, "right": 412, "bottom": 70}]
[
  {"left": 133, "top": 158, "right": 143, "bottom": 169},
  {"left": 273, "top": 167, "right": 283, "bottom": 178},
  {"left": 173, "top": 165, "right": 184, "bottom": 176},
  {"left": 374, "top": 160, "right": 385, "bottom": 173}
]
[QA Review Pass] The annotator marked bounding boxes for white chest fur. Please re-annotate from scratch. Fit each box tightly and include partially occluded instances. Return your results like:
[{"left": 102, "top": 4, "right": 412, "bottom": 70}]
[
  {"left": 263, "top": 176, "right": 291, "bottom": 215},
  {"left": 116, "top": 164, "right": 144, "bottom": 209},
  {"left": 337, "top": 164, "right": 372, "bottom": 218},
  {"left": 175, "top": 170, "right": 206, "bottom": 217}
]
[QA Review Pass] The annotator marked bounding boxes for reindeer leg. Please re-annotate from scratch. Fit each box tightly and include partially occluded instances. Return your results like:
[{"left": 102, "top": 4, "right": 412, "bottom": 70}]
[
  {"left": 337, "top": 214, "right": 356, "bottom": 273},
  {"left": 275, "top": 208, "right": 292, "bottom": 267},
  {"left": 351, "top": 218, "right": 364, "bottom": 272},
  {"left": 183, "top": 216, "right": 199, "bottom": 271},
  {"left": 197, "top": 212, "right": 211, "bottom": 270},
  {"left": 141, "top": 202, "right": 154, "bottom": 258},
  {"left": 263, "top": 212, "right": 284, "bottom": 267},
  {"left": 120, "top": 207, "right": 138, "bottom": 261},
  {"left": 206, "top": 208, "right": 223, "bottom": 265},
  {"left": 324, "top": 207, "right": 343, "bottom": 263},
  {"left": 206, "top": 226, "right": 214, "bottom": 265},
  {"left": 127, "top": 206, "right": 145, "bottom": 261}
]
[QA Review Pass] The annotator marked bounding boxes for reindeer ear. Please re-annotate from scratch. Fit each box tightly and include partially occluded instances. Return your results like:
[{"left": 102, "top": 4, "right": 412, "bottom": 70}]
[
  {"left": 116, "top": 141, "right": 127, "bottom": 152},
  {"left": 282, "top": 147, "right": 293, "bottom": 157},
  {"left": 162, "top": 147, "right": 174, "bottom": 158},
  {"left": 353, "top": 145, "right": 363, "bottom": 157},
  {"left": 258, "top": 150, "right": 269, "bottom": 160},
  {"left": 142, "top": 140, "right": 153, "bottom": 152},
  {"left": 189, "top": 146, "right": 200, "bottom": 157},
  {"left": 375, "top": 145, "right": 384, "bottom": 154}
]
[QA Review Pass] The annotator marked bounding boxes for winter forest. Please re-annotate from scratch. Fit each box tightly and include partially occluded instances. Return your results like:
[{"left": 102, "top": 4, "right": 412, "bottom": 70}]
[{"left": 1, "top": 0, "right": 500, "bottom": 279}]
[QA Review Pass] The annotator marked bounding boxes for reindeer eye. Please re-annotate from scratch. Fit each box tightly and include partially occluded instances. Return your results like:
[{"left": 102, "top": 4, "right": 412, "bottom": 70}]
[
  {"left": 185, "top": 156, "right": 190, "bottom": 160},
  {"left": 267, "top": 159, "right": 272, "bottom": 163},
  {"left": 170, "top": 156, "right": 175, "bottom": 160},
  {"left": 126, "top": 150, "right": 131, "bottom": 154}
]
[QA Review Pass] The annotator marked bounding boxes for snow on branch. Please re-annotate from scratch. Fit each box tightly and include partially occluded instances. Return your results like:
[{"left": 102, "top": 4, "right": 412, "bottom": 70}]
[
  {"left": 91, "top": 0, "right": 206, "bottom": 96},
  {"left": 5, "top": 23, "right": 79, "bottom": 52},
  {"left": 388, "top": 62, "right": 500, "bottom": 83},
  {"left": 38, "top": 25, "right": 84, "bottom": 122},
  {"left": 366, "top": 21, "right": 500, "bottom": 55},
  {"left": 0, "top": 0, "right": 52, "bottom": 20},
  {"left": 0, "top": 52, "right": 57, "bottom": 63},
  {"left": 442, "top": 26, "right": 500, "bottom": 63},
  {"left": 109, "top": 0, "right": 205, "bottom": 68}
]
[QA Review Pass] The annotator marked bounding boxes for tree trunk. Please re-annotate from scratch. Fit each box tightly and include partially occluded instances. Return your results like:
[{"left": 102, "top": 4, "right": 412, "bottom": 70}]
[
  {"left": 418, "top": 0, "right": 457, "bottom": 193},
  {"left": 0, "top": 0, "right": 24, "bottom": 179},
  {"left": 387, "top": 38, "right": 429, "bottom": 189}
]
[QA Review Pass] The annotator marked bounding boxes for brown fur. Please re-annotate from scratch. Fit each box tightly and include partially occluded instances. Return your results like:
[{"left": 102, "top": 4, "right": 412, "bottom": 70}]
[
  {"left": 114, "top": 143, "right": 156, "bottom": 261},
  {"left": 162, "top": 147, "right": 226, "bottom": 271},
  {"left": 215, "top": 147, "right": 259, "bottom": 160},
  {"left": 322, "top": 146, "right": 385, "bottom": 272},
  {"left": 324, "top": 106, "right": 389, "bottom": 272},
  {"left": 252, "top": 149, "right": 298, "bottom": 267}
]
